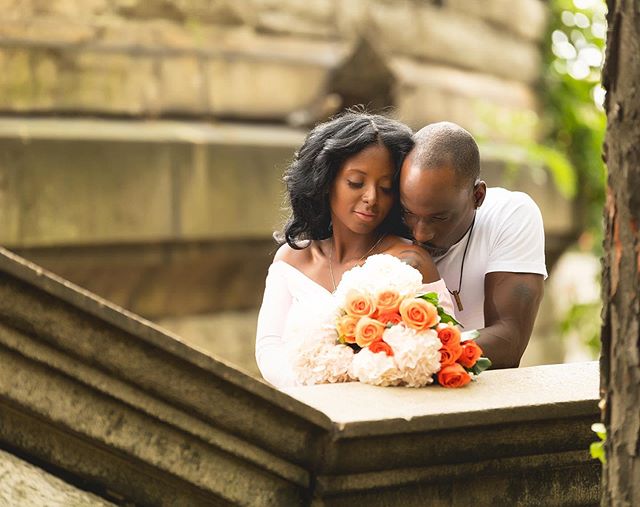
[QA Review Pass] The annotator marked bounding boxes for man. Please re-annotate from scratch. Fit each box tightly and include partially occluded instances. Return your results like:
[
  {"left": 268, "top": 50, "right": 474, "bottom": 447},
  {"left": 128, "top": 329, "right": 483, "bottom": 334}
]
[{"left": 399, "top": 121, "right": 547, "bottom": 368}]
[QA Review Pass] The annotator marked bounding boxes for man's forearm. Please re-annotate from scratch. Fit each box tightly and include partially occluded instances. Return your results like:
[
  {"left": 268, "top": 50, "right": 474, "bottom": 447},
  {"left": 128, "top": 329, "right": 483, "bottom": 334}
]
[
  {"left": 475, "top": 322, "right": 526, "bottom": 369},
  {"left": 479, "top": 272, "right": 544, "bottom": 369}
]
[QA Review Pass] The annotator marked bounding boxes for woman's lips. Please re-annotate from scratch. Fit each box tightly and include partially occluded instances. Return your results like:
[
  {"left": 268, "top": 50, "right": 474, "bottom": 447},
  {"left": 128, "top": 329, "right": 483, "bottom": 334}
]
[{"left": 355, "top": 211, "right": 376, "bottom": 222}]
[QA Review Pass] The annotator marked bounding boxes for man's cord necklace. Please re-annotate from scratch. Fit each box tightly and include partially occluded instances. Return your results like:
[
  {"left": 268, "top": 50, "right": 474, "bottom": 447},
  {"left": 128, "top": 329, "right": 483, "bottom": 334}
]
[
  {"left": 328, "top": 234, "right": 386, "bottom": 292},
  {"left": 449, "top": 215, "right": 476, "bottom": 312}
]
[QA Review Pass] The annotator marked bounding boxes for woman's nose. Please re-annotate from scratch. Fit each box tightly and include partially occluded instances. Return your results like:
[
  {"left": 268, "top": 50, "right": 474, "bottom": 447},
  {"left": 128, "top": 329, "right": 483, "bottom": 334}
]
[{"left": 362, "top": 186, "right": 377, "bottom": 205}]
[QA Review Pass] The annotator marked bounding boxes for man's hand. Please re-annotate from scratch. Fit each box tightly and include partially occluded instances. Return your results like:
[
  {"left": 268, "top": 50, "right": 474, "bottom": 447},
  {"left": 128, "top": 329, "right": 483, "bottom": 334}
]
[{"left": 476, "top": 272, "right": 544, "bottom": 369}]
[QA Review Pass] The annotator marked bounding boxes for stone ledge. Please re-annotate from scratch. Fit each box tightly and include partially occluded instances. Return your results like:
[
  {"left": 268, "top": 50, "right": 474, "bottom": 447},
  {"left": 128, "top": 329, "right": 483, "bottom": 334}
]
[
  {"left": 0, "top": 245, "right": 599, "bottom": 505},
  {"left": 283, "top": 362, "right": 599, "bottom": 435},
  {"left": 0, "top": 117, "right": 305, "bottom": 145}
]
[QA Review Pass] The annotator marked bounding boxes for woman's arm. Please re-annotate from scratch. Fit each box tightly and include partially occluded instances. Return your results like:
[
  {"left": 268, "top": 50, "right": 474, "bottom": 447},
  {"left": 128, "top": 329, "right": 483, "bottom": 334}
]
[{"left": 255, "top": 260, "right": 298, "bottom": 388}]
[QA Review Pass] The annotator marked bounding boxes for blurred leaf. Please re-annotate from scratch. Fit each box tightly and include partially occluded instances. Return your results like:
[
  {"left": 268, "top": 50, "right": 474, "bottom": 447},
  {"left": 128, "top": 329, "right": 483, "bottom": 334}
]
[
  {"left": 461, "top": 329, "right": 480, "bottom": 342},
  {"left": 590, "top": 441, "right": 605, "bottom": 463},
  {"left": 590, "top": 423, "right": 606, "bottom": 463},
  {"left": 471, "top": 357, "right": 492, "bottom": 374}
]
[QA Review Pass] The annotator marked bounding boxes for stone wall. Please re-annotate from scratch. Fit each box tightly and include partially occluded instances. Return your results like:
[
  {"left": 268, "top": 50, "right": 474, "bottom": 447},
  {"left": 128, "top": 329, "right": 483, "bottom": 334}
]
[
  {"left": 1, "top": 0, "right": 547, "bottom": 134},
  {"left": 0, "top": 0, "right": 576, "bottom": 370}
]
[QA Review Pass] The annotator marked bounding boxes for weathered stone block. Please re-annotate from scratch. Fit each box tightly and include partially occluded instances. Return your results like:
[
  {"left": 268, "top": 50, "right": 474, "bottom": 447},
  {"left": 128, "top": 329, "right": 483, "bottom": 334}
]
[
  {"left": 247, "top": 0, "right": 336, "bottom": 38},
  {"left": 158, "top": 56, "right": 206, "bottom": 113},
  {"left": 0, "top": 118, "right": 307, "bottom": 247},
  {"left": 391, "top": 58, "right": 539, "bottom": 140},
  {"left": 111, "top": 0, "right": 247, "bottom": 25},
  {"left": 159, "top": 310, "right": 260, "bottom": 376},
  {"left": 0, "top": 135, "right": 174, "bottom": 246},
  {"left": 64, "top": 51, "right": 159, "bottom": 114},
  {"left": 0, "top": 449, "right": 115, "bottom": 506},
  {"left": 0, "top": 18, "right": 96, "bottom": 44},
  {"left": 0, "top": 49, "right": 33, "bottom": 110},
  {"left": 0, "top": 149, "right": 20, "bottom": 245},
  {"left": 177, "top": 142, "right": 291, "bottom": 238},
  {"left": 205, "top": 39, "right": 341, "bottom": 119},
  {"left": 368, "top": 1, "right": 542, "bottom": 83},
  {"left": 0, "top": 0, "right": 109, "bottom": 20},
  {"left": 447, "top": 0, "right": 548, "bottom": 42}
]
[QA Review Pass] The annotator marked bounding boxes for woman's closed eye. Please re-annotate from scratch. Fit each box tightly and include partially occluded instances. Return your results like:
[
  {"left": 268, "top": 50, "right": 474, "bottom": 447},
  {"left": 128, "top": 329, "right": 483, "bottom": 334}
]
[{"left": 347, "top": 180, "right": 364, "bottom": 189}]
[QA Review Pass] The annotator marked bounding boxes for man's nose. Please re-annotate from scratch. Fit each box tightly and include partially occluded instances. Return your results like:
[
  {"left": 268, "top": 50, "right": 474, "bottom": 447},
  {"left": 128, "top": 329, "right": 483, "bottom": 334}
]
[{"left": 413, "top": 222, "right": 435, "bottom": 244}]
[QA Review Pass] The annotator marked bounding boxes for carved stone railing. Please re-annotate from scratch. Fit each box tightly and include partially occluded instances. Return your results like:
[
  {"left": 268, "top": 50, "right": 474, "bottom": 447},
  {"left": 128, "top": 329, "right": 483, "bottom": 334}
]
[{"left": 0, "top": 247, "right": 600, "bottom": 505}]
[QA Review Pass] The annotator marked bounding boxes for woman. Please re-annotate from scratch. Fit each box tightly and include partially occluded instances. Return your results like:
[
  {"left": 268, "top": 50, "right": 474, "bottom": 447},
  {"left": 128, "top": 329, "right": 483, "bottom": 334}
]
[{"left": 255, "top": 111, "right": 455, "bottom": 388}]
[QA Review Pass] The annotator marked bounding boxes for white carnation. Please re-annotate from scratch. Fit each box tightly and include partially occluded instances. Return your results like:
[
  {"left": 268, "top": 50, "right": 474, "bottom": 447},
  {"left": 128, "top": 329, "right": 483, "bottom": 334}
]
[
  {"left": 349, "top": 348, "right": 400, "bottom": 387},
  {"left": 285, "top": 299, "right": 354, "bottom": 385},
  {"left": 335, "top": 254, "right": 423, "bottom": 306},
  {"left": 383, "top": 324, "right": 442, "bottom": 387},
  {"left": 290, "top": 340, "right": 355, "bottom": 385}
]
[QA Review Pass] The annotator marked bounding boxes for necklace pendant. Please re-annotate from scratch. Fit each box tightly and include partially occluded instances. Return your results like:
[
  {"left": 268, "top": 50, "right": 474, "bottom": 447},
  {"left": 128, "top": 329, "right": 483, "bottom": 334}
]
[{"left": 452, "top": 290, "right": 464, "bottom": 312}]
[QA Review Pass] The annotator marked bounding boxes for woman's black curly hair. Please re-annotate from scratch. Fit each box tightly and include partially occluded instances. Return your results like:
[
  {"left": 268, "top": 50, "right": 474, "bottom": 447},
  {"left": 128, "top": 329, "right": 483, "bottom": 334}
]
[{"left": 279, "top": 110, "right": 414, "bottom": 249}]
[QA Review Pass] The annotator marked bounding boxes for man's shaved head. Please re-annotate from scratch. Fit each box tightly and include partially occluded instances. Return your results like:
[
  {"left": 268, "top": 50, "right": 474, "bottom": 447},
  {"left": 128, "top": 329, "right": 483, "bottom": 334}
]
[{"left": 411, "top": 121, "right": 480, "bottom": 185}]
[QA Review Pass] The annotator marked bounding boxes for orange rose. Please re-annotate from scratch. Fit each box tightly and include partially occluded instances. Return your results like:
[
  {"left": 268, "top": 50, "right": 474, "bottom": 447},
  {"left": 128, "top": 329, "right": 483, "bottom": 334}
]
[
  {"left": 437, "top": 323, "right": 461, "bottom": 349},
  {"left": 439, "top": 346, "right": 461, "bottom": 366},
  {"left": 337, "top": 314, "right": 359, "bottom": 343},
  {"left": 458, "top": 340, "right": 483, "bottom": 368},
  {"left": 377, "top": 312, "right": 402, "bottom": 326},
  {"left": 369, "top": 339, "right": 394, "bottom": 356},
  {"left": 399, "top": 298, "right": 439, "bottom": 331},
  {"left": 375, "top": 289, "right": 401, "bottom": 314},
  {"left": 344, "top": 290, "right": 376, "bottom": 318},
  {"left": 355, "top": 317, "right": 386, "bottom": 347},
  {"left": 437, "top": 363, "right": 472, "bottom": 388}
]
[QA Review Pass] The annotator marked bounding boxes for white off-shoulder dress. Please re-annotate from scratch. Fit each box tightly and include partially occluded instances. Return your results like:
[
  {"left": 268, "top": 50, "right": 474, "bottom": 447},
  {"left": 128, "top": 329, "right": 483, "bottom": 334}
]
[{"left": 255, "top": 261, "right": 456, "bottom": 389}]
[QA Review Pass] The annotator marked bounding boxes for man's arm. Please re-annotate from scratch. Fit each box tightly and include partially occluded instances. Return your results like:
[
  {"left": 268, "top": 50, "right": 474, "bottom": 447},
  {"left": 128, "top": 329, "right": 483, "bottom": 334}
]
[{"left": 476, "top": 271, "right": 544, "bottom": 369}]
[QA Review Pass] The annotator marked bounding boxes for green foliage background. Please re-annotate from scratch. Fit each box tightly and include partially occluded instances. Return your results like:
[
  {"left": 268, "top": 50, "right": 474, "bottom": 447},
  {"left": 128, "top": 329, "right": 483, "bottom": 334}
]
[
  {"left": 541, "top": 0, "right": 607, "bottom": 357},
  {"left": 542, "top": 0, "right": 607, "bottom": 237}
]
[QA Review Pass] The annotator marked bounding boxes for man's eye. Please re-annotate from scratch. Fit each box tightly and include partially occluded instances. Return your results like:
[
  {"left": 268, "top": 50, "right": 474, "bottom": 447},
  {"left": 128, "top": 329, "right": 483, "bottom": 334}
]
[
  {"left": 433, "top": 216, "right": 448, "bottom": 222},
  {"left": 347, "top": 180, "right": 364, "bottom": 188}
]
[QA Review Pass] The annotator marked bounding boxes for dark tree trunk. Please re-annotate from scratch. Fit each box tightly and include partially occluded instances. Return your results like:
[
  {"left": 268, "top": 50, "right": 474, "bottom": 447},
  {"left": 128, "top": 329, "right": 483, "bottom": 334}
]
[{"left": 600, "top": 0, "right": 640, "bottom": 505}]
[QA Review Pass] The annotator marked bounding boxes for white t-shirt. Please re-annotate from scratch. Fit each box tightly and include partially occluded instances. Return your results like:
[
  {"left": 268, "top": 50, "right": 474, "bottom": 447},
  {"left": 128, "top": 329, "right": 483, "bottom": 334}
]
[{"left": 433, "top": 187, "right": 547, "bottom": 331}]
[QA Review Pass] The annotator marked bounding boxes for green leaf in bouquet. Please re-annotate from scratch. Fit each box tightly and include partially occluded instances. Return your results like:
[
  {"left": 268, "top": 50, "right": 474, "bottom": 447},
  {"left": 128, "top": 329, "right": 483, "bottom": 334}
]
[
  {"left": 418, "top": 292, "right": 461, "bottom": 326},
  {"left": 437, "top": 307, "right": 461, "bottom": 327},
  {"left": 419, "top": 292, "right": 440, "bottom": 305},
  {"left": 470, "top": 357, "right": 492, "bottom": 375}
]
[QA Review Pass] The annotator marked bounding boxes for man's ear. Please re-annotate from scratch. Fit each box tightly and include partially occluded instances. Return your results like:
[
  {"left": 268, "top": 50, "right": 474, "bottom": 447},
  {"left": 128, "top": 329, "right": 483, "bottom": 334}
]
[{"left": 473, "top": 180, "right": 487, "bottom": 208}]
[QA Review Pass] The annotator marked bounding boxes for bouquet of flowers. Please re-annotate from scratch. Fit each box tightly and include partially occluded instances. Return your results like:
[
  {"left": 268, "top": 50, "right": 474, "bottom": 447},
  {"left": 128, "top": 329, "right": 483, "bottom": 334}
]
[{"left": 288, "top": 254, "right": 491, "bottom": 388}]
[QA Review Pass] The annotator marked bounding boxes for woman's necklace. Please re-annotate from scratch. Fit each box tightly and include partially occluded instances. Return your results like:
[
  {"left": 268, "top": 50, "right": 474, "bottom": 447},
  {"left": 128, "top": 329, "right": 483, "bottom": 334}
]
[
  {"left": 449, "top": 215, "right": 476, "bottom": 312},
  {"left": 328, "top": 234, "right": 386, "bottom": 291}
]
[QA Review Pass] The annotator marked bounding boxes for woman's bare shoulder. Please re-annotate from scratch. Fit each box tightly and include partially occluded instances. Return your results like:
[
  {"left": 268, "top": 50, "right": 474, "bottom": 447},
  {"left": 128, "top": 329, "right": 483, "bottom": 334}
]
[
  {"left": 273, "top": 241, "right": 314, "bottom": 268},
  {"left": 383, "top": 236, "right": 439, "bottom": 282}
]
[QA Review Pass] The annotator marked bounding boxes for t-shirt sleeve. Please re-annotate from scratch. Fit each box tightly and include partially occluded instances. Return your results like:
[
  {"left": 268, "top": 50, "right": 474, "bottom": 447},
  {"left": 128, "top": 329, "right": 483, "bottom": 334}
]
[
  {"left": 486, "top": 194, "right": 548, "bottom": 278},
  {"left": 255, "top": 263, "right": 299, "bottom": 388},
  {"left": 420, "top": 279, "right": 457, "bottom": 320}
]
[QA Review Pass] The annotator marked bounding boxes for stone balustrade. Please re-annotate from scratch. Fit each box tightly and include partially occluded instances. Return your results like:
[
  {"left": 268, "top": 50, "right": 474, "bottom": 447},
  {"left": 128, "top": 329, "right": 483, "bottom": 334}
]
[{"left": 0, "top": 247, "right": 601, "bottom": 505}]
